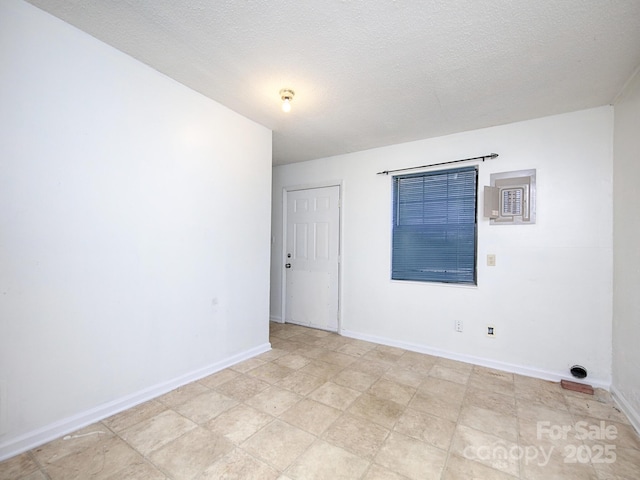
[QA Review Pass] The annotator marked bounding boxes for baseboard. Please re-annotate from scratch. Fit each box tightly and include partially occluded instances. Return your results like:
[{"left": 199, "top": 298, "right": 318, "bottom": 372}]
[
  {"left": 0, "top": 342, "right": 271, "bottom": 462},
  {"left": 610, "top": 385, "right": 640, "bottom": 435},
  {"left": 270, "top": 315, "right": 284, "bottom": 323},
  {"left": 340, "top": 329, "right": 611, "bottom": 390}
]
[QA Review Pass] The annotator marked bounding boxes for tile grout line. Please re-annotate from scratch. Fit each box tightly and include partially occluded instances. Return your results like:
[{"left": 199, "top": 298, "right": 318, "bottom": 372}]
[{"left": 440, "top": 361, "right": 473, "bottom": 480}]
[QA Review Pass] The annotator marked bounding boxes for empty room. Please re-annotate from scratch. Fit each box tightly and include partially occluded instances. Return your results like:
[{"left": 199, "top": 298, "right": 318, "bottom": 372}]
[{"left": 1, "top": 1, "right": 640, "bottom": 479}]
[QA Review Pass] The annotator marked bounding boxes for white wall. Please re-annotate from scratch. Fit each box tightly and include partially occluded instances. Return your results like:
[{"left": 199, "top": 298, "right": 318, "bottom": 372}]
[
  {"left": 612, "top": 68, "right": 640, "bottom": 431},
  {"left": 272, "top": 107, "right": 613, "bottom": 386},
  {"left": 0, "top": 0, "right": 272, "bottom": 459}
]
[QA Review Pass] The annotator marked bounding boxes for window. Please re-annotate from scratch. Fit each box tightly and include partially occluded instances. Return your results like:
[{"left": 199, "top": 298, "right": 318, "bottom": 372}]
[{"left": 392, "top": 166, "right": 478, "bottom": 284}]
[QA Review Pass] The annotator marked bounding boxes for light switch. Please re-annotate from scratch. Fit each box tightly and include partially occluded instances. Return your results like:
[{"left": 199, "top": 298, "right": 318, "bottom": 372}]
[{"left": 487, "top": 254, "right": 496, "bottom": 266}]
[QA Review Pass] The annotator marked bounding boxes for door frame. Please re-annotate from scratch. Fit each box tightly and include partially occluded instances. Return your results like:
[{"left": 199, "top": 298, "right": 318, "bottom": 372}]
[{"left": 281, "top": 181, "right": 343, "bottom": 333}]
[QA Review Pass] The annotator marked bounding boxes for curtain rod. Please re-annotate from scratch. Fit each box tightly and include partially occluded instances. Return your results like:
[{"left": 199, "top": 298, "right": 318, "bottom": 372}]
[{"left": 376, "top": 153, "right": 499, "bottom": 175}]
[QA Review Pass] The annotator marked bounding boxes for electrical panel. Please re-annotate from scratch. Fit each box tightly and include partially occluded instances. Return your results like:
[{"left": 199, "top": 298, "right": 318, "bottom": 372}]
[{"left": 484, "top": 169, "right": 536, "bottom": 225}]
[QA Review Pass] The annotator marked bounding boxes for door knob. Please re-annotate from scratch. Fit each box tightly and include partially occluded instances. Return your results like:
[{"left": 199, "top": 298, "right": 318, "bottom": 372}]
[{"left": 285, "top": 263, "right": 291, "bottom": 269}]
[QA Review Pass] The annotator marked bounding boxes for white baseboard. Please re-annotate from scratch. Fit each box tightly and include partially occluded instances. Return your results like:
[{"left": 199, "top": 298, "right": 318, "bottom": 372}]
[
  {"left": 340, "top": 329, "right": 611, "bottom": 390},
  {"left": 0, "top": 342, "right": 271, "bottom": 462},
  {"left": 270, "top": 315, "right": 284, "bottom": 323},
  {"left": 610, "top": 385, "right": 640, "bottom": 435}
]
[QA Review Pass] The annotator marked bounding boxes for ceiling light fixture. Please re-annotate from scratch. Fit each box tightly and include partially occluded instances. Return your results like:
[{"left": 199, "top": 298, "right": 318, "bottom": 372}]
[{"left": 279, "top": 88, "right": 294, "bottom": 113}]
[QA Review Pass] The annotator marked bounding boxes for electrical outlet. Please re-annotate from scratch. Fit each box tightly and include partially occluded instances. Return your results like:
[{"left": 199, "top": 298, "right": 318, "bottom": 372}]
[
  {"left": 455, "top": 320, "right": 463, "bottom": 332},
  {"left": 487, "top": 254, "right": 496, "bottom": 266},
  {"left": 487, "top": 325, "right": 495, "bottom": 337}
]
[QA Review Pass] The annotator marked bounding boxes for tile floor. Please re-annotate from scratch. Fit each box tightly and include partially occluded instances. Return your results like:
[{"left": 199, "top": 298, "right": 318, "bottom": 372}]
[{"left": 2, "top": 322, "right": 640, "bottom": 479}]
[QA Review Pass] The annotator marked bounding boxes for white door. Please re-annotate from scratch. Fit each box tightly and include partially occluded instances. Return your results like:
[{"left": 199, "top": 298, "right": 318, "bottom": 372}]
[{"left": 285, "top": 186, "right": 340, "bottom": 331}]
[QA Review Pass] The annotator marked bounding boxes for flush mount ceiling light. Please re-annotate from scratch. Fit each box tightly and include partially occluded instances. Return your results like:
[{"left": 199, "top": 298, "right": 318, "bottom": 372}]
[{"left": 279, "top": 88, "right": 295, "bottom": 113}]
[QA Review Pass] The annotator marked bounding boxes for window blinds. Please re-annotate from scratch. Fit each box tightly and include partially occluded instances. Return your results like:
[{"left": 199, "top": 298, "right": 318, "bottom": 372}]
[{"left": 392, "top": 166, "right": 478, "bottom": 284}]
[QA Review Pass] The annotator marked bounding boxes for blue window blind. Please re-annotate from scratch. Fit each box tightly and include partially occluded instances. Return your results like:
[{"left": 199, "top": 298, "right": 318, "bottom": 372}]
[{"left": 392, "top": 166, "right": 478, "bottom": 284}]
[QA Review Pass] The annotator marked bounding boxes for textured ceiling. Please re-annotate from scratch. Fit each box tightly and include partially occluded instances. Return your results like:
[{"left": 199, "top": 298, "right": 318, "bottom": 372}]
[{"left": 26, "top": 1, "right": 640, "bottom": 165}]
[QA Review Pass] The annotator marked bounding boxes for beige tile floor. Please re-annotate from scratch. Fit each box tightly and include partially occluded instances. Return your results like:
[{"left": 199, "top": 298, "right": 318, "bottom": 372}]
[{"left": 2, "top": 322, "right": 640, "bottom": 479}]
